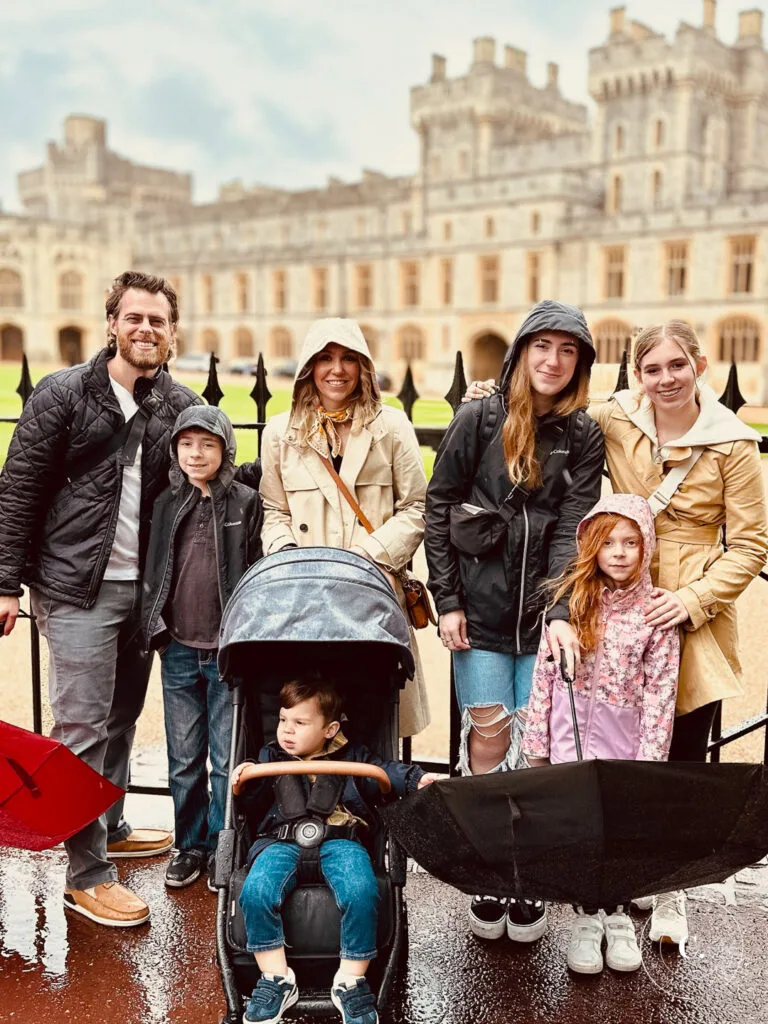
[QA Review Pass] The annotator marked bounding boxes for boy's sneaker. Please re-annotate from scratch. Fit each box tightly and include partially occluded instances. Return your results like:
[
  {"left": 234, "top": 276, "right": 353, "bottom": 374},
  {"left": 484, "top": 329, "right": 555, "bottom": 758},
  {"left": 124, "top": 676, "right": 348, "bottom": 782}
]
[
  {"left": 567, "top": 911, "right": 604, "bottom": 974},
  {"left": 330, "top": 977, "right": 378, "bottom": 1024},
  {"left": 649, "top": 891, "right": 688, "bottom": 948},
  {"left": 165, "top": 849, "right": 206, "bottom": 888},
  {"left": 604, "top": 908, "right": 641, "bottom": 972},
  {"left": 468, "top": 895, "right": 507, "bottom": 940},
  {"left": 506, "top": 897, "right": 547, "bottom": 943},
  {"left": 631, "top": 895, "right": 654, "bottom": 911},
  {"left": 244, "top": 973, "right": 298, "bottom": 1024}
]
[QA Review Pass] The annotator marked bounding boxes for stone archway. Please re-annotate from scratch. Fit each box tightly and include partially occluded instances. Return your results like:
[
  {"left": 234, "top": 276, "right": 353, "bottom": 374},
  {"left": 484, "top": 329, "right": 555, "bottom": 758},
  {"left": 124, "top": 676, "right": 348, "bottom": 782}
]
[
  {"left": 59, "top": 326, "right": 83, "bottom": 366},
  {"left": 0, "top": 324, "right": 24, "bottom": 361},
  {"left": 470, "top": 332, "right": 508, "bottom": 382}
]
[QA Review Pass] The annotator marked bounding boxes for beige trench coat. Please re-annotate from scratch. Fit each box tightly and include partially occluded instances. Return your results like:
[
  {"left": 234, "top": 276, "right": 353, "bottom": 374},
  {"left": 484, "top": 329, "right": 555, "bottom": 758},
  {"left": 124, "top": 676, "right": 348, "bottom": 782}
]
[
  {"left": 260, "top": 404, "right": 430, "bottom": 737},
  {"left": 589, "top": 392, "right": 768, "bottom": 715}
]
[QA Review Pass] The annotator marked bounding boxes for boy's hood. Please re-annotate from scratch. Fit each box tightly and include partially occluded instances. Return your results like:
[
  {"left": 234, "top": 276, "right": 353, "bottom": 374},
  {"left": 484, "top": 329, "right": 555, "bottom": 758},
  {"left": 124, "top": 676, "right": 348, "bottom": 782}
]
[
  {"left": 292, "top": 318, "right": 379, "bottom": 405},
  {"left": 498, "top": 300, "right": 595, "bottom": 394},
  {"left": 169, "top": 405, "right": 237, "bottom": 493},
  {"left": 577, "top": 493, "right": 656, "bottom": 576}
]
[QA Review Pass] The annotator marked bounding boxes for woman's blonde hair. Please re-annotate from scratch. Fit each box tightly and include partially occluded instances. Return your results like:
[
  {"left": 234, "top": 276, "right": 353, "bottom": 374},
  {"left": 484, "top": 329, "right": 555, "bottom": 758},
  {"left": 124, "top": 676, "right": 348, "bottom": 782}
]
[
  {"left": 549, "top": 513, "right": 644, "bottom": 653},
  {"left": 502, "top": 341, "right": 590, "bottom": 489},
  {"left": 632, "top": 320, "right": 703, "bottom": 379},
  {"left": 291, "top": 348, "right": 380, "bottom": 445}
]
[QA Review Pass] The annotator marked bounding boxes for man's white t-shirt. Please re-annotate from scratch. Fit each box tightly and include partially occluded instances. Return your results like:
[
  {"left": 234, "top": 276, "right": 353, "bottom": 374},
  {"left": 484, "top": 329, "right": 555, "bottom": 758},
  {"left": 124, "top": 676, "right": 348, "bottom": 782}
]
[{"left": 104, "top": 376, "right": 142, "bottom": 581}]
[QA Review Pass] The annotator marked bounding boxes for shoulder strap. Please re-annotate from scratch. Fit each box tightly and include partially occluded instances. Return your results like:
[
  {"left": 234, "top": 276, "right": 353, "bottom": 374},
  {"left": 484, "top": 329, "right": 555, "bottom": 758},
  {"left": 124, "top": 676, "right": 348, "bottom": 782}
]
[
  {"left": 320, "top": 456, "right": 374, "bottom": 533},
  {"left": 571, "top": 409, "right": 588, "bottom": 463},
  {"left": 647, "top": 447, "right": 706, "bottom": 517},
  {"left": 66, "top": 387, "right": 163, "bottom": 482}
]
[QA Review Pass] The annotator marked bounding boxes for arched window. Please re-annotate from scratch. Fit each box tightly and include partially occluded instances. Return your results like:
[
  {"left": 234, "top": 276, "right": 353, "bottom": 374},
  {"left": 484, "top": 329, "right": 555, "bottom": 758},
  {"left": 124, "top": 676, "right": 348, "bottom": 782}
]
[
  {"left": 59, "top": 270, "right": 83, "bottom": 310},
  {"left": 398, "top": 324, "right": 425, "bottom": 361},
  {"left": 358, "top": 324, "right": 378, "bottom": 359},
  {"left": 652, "top": 170, "right": 663, "bottom": 208},
  {"left": 718, "top": 317, "right": 761, "bottom": 363},
  {"left": 235, "top": 327, "right": 254, "bottom": 357},
  {"left": 0, "top": 269, "right": 23, "bottom": 308},
  {"left": 271, "top": 326, "right": 293, "bottom": 358},
  {"left": 615, "top": 124, "right": 625, "bottom": 154},
  {"left": 592, "top": 319, "right": 633, "bottom": 364},
  {"left": 200, "top": 328, "right": 219, "bottom": 354}
]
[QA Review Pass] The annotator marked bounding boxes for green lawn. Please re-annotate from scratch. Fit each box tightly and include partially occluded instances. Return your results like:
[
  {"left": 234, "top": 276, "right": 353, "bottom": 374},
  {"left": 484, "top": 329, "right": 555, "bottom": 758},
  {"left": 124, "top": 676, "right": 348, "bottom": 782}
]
[{"left": 0, "top": 362, "right": 453, "bottom": 471}]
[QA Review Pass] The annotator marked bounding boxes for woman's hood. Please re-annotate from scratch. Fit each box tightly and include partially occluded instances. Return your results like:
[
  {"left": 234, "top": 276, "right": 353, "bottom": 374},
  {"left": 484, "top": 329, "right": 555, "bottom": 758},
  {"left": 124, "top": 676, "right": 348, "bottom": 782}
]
[
  {"left": 612, "top": 383, "right": 762, "bottom": 448},
  {"left": 169, "top": 405, "right": 237, "bottom": 493},
  {"left": 577, "top": 493, "right": 656, "bottom": 576},
  {"left": 293, "top": 317, "right": 379, "bottom": 402},
  {"left": 498, "top": 300, "right": 595, "bottom": 394}
]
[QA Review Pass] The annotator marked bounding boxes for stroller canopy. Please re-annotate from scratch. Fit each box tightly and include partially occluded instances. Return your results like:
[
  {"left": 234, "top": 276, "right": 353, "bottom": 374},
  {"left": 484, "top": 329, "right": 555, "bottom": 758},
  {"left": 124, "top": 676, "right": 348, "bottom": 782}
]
[{"left": 218, "top": 548, "right": 415, "bottom": 687}]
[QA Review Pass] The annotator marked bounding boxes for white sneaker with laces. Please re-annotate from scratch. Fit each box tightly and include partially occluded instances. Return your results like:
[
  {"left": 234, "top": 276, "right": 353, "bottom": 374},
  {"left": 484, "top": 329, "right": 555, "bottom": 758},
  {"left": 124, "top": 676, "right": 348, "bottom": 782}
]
[
  {"left": 603, "top": 908, "right": 641, "bottom": 971},
  {"left": 649, "top": 891, "right": 688, "bottom": 948},
  {"left": 567, "top": 911, "right": 604, "bottom": 974}
]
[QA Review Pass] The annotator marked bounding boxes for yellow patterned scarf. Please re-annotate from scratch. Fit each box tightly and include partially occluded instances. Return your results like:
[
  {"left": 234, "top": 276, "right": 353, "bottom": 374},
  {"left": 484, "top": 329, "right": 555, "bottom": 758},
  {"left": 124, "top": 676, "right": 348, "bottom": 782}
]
[{"left": 307, "top": 405, "right": 354, "bottom": 459}]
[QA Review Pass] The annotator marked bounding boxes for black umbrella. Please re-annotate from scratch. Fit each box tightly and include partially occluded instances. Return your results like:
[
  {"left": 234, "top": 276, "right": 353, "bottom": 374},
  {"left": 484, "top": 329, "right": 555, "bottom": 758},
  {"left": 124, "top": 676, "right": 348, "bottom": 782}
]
[{"left": 383, "top": 758, "right": 768, "bottom": 910}]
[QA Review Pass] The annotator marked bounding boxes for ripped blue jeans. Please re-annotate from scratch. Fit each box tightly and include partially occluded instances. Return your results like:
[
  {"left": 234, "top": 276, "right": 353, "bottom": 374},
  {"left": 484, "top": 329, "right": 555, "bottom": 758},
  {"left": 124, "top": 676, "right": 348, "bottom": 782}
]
[{"left": 453, "top": 649, "right": 536, "bottom": 776}]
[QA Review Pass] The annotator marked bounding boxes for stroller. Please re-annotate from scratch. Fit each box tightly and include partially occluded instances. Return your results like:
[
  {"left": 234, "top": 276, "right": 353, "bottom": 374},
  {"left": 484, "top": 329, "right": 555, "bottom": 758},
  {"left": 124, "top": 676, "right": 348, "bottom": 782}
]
[{"left": 214, "top": 547, "right": 416, "bottom": 1022}]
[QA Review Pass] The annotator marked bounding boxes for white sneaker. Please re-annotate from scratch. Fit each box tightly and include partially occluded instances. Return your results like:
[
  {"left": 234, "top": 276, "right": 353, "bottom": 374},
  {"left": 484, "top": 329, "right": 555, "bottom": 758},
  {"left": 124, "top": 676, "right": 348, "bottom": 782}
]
[
  {"left": 631, "top": 895, "right": 654, "bottom": 911},
  {"left": 468, "top": 895, "right": 507, "bottom": 940},
  {"left": 603, "top": 908, "right": 641, "bottom": 972},
  {"left": 649, "top": 891, "right": 688, "bottom": 948},
  {"left": 567, "top": 911, "right": 604, "bottom": 974}
]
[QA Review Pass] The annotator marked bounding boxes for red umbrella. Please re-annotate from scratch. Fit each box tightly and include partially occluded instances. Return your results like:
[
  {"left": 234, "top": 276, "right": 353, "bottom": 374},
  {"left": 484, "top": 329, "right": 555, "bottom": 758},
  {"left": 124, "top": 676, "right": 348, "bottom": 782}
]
[{"left": 0, "top": 720, "right": 124, "bottom": 851}]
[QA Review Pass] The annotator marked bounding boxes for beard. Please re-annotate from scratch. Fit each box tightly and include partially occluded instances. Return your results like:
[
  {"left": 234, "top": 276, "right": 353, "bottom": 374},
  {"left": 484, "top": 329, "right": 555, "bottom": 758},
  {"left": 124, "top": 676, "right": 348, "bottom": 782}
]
[{"left": 114, "top": 328, "right": 172, "bottom": 370}]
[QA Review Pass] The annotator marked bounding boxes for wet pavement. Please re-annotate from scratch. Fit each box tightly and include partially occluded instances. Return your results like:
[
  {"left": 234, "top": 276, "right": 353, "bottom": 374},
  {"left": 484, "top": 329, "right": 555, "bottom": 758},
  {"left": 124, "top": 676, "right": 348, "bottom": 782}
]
[{"left": 2, "top": 793, "right": 768, "bottom": 1024}]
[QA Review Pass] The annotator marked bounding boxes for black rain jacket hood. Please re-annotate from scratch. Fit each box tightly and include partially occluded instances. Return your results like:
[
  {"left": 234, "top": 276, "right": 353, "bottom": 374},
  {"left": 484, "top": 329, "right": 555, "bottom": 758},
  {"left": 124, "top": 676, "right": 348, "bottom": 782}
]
[
  {"left": 498, "top": 300, "right": 596, "bottom": 395},
  {"left": 169, "top": 405, "right": 238, "bottom": 493}
]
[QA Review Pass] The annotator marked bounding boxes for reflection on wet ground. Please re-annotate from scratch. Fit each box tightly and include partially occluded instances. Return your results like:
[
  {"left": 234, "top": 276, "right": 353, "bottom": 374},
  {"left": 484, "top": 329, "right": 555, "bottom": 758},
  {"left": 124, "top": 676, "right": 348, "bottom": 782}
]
[{"left": 2, "top": 796, "right": 767, "bottom": 1024}]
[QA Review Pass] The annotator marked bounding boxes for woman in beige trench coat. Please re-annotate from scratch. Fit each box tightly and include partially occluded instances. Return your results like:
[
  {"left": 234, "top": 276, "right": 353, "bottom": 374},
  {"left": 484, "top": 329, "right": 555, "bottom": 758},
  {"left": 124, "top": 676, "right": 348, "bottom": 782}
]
[{"left": 259, "top": 317, "right": 430, "bottom": 737}]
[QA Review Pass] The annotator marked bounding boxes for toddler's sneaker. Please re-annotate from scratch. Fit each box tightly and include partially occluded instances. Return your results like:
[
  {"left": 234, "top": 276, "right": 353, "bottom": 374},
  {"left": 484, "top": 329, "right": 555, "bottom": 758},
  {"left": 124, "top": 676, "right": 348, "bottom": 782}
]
[
  {"left": 244, "top": 972, "right": 298, "bottom": 1024},
  {"left": 567, "top": 910, "right": 604, "bottom": 974},
  {"left": 603, "top": 908, "right": 641, "bottom": 971},
  {"left": 506, "top": 897, "right": 547, "bottom": 943},
  {"left": 649, "top": 891, "right": 688, "bottom": 949},
  {"left": 330, "top": 976, "right": 378, "bottom": 1024},
  {"left": 468, "top": 895, "right": 507, "bottom": 940}
]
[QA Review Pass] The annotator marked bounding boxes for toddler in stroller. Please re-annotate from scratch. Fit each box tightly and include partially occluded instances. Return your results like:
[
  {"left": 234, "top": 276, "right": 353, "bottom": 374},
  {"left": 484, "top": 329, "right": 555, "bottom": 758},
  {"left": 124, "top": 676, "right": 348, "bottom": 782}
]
[
  {"left": 214, "top": 547, "right": 432, "bottom": 1023},
  {"left": 234, "top": 678, "right": 435, "bottom": 1023}
]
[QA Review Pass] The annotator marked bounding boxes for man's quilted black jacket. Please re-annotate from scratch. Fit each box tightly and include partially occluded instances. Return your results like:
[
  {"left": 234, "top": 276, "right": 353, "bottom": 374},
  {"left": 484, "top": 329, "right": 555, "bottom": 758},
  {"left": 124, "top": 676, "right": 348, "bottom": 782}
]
[{"left": 0, "top": 349, "right": 200, "bottom": 608}]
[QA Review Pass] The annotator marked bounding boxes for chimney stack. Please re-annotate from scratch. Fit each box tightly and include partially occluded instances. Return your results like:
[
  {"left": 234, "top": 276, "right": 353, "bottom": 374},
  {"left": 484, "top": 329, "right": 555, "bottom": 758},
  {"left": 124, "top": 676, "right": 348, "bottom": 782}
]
[
  {"left": 431, "top": 54, "right": 446, "bottom": 82},
  {"left": 504, "top": 45, "right": 527, "bottom": 74},
  {"left": 609, "top": 6, "right": 627, "bottom": 35},
  {"left": 547, "top": 62, "right": 559, "bottom": 89},
  {"left": 472, "top": 36, "right": 496, "bottom": 67},
  {"left": 702, "top": 0, "right": 716, "bottom": 32},
  {"left": 737, "top": 9, "right": 763, "bottom": 42}
]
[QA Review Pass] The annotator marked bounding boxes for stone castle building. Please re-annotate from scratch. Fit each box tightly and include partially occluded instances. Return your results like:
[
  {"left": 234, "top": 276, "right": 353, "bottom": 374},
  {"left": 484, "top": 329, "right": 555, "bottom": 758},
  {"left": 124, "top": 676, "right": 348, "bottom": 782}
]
[{"left": 2, "top": 1, "right": 768, "bottom": 400}]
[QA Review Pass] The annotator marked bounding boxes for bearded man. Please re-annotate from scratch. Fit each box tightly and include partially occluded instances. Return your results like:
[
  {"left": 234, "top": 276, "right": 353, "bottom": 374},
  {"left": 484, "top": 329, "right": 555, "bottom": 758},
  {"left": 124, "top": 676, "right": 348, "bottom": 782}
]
[{"left": 0, "top": 271, "right": 201, "bottom": 927}]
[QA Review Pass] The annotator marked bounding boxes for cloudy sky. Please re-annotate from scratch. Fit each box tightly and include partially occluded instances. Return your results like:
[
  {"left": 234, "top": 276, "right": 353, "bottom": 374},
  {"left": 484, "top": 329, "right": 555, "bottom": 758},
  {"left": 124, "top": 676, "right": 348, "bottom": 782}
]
[{"left": 0, "top": 1, "right": 756, "bottom": 210}]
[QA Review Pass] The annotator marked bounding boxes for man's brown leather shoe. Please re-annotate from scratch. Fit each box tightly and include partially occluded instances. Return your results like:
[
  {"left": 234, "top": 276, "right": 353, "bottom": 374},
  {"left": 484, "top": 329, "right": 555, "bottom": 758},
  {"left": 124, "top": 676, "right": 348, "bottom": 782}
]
[
  {"left": 106, "top": 828, "right": 173, "bottom": 859},
  {"left": 63, "top": 881, "right": 150, "bottom": 927}
]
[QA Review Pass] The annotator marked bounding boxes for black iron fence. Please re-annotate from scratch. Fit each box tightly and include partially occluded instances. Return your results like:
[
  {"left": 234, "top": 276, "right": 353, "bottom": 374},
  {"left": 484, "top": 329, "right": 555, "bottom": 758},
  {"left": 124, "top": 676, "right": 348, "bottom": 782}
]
[{"left": 3, "top": 350, "right": 768, "bottom": 778}]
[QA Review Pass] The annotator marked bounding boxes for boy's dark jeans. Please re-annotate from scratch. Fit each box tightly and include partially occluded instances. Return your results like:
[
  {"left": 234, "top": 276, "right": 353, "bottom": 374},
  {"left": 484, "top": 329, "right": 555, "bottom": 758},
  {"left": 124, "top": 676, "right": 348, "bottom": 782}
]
[
  {"left": 161, "top": 639, "right": 232, "bottom": 853},
  {"left": 240, "top": 839, "right": 379, "bottom": 959}
]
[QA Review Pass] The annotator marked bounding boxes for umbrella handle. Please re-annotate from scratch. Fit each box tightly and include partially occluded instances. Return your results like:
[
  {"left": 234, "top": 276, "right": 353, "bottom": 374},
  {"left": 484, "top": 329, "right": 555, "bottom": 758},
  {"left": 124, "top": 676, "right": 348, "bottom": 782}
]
[
  {"left": 560, "top": 650, "right": 584, "bottom": 763},
  {"left": 233, "top": 760, "right": 392, "bottom": 796}
]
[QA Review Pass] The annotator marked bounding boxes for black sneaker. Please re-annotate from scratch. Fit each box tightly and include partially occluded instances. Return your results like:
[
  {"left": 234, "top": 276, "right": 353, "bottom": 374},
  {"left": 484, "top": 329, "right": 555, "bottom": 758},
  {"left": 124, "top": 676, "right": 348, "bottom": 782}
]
[
  {"left": 506, "top": 897, "right": 548, "bottom": 942},
  {"left": 165, "top": 849, "right": 206, "bottom": 889},
  {"left": 468, "top": 895, "right": 508, "bottom": 940}
]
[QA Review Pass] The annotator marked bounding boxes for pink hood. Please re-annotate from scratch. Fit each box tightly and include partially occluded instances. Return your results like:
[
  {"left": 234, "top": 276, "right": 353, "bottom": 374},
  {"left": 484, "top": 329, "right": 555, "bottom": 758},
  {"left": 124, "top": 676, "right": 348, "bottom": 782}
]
[{"left": 577, "top": 492, "right": 656, "bottom": 580}]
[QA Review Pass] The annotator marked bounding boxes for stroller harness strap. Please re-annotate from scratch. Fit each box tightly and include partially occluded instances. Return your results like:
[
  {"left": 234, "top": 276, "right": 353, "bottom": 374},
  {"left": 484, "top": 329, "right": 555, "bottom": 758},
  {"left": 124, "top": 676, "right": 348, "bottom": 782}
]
[{"left": 274, "top": 772, "right": 346, "bottom": 821}]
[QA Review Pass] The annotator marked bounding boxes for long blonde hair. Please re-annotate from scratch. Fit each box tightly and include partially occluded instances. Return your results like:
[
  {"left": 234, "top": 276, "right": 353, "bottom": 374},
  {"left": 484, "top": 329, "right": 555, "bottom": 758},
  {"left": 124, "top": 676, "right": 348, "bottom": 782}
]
[
  {"left": 549, "top": 513, "right": 644, "bottom": 653},
  {"left": 291, "top": 350, "right": 380, "bottom": 446},
  {"left": 502, "top": 344, "right": 590, "bottom": 489}
]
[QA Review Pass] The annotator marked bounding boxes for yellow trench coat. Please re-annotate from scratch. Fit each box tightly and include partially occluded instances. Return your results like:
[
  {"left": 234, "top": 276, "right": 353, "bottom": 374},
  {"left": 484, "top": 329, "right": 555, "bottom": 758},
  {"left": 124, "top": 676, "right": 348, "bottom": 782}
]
[
  {"left": 260, "top": 404, "right": 430, "bottom": 737},
  {"left": 589, "top": 393, "right": 768, "bottom": 715}
]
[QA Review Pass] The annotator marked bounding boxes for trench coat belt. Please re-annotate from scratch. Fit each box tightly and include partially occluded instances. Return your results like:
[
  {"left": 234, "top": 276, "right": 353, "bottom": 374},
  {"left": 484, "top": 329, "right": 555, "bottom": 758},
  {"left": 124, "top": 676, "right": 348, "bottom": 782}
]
[{"left": 654, "top": 523, "right": 721, "bottom": 546}]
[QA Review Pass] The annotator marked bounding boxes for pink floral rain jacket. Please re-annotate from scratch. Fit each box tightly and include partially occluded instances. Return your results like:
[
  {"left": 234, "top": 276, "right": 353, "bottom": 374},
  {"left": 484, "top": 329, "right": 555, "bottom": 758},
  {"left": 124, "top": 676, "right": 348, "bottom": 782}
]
[{"left": 524, "top": 494, "right": 680, "bottom": 764}]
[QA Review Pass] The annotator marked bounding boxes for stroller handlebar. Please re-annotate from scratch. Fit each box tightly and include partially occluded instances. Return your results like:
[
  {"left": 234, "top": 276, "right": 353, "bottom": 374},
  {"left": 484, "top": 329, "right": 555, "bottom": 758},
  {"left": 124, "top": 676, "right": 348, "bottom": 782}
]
[{"left": 233, "top": 760, "right": 392, "bottom": 796}]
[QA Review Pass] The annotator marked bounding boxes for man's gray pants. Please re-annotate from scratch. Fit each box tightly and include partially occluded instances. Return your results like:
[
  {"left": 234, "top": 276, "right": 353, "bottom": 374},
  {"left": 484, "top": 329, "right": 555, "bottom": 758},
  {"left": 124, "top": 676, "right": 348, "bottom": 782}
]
[{"left": 30, "top": 581, "right": 153, "bottom": 890}]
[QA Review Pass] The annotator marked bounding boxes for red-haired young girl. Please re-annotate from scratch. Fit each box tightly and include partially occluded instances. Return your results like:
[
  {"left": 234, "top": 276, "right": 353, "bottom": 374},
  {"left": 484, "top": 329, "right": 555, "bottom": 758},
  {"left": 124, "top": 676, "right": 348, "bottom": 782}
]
[{"left": 523, "top": 493, "right": 680, "bottom": 975}]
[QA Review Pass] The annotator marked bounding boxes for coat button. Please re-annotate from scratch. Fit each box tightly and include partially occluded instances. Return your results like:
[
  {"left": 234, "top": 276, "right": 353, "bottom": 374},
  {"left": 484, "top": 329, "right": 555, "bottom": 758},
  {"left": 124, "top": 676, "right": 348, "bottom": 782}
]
[{"left": 299, "top": 523, "right": 309, "bottom": 533}]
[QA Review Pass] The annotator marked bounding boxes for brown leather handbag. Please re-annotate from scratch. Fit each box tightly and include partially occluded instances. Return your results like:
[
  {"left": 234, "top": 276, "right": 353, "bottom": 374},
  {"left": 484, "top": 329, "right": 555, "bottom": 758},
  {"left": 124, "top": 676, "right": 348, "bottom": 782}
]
[{"left": 319, "top": 457, "right": 437, "bottom": 629}]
